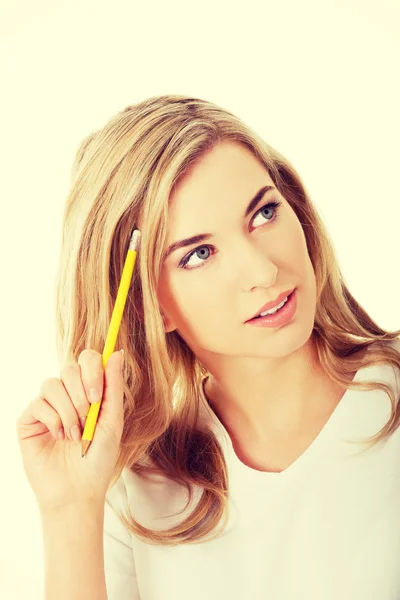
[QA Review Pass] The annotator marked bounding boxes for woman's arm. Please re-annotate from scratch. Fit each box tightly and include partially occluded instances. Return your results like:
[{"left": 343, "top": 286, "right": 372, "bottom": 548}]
[{"left": 40, "top": 501, "right": 107, "bottom": 600}]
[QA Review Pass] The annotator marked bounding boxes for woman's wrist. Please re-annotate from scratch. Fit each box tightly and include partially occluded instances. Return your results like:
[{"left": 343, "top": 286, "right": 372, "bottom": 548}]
[
  {"left": 39, "top": 497, "right": 105, "bottom": 520},
  {"left": 40, "top": 500, "right": 107, "bottom": 600}
]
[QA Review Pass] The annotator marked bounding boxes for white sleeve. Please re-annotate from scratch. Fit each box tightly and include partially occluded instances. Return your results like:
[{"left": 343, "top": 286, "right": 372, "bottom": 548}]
[{"left": 103, "top": 472, "right": 141, "bottom": 600}]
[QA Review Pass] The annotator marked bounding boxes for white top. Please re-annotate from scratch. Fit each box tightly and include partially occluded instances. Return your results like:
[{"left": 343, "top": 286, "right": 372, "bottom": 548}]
[{"left": 104, "top": 342, "right": 400, "bottom": 600}]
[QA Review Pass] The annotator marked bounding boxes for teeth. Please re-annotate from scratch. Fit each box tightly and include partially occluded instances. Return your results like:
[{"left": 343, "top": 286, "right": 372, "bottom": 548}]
[{"left": 259, "top": 295, "right": 289, "bottom": 317}]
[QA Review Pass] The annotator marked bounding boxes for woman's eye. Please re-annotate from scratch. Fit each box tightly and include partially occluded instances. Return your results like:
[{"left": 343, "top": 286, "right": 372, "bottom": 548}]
[{"left": 178, "top": 200, "right": 283, "bottom": 270}]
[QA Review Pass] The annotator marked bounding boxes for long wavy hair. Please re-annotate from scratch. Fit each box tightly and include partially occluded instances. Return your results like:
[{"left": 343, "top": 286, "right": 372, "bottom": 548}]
[{"left": 55, "top": 94, "right": 400, "bottom": 546}]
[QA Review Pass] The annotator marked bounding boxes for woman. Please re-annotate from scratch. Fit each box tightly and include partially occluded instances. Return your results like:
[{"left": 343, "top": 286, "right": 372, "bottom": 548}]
[{"left": 17, "top": 95, "right": 400, "bottom": 600}]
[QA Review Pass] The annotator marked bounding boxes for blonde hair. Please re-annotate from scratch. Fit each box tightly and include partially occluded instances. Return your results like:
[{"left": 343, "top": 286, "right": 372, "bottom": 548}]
[{"left": 55, "top": 94, "right": 400, "bottom": 546}]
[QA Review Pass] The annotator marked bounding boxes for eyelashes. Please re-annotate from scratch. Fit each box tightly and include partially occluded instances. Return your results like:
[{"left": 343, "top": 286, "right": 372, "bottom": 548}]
[{"left": 178, "top": 199, "right": 283, "bottom": 270}]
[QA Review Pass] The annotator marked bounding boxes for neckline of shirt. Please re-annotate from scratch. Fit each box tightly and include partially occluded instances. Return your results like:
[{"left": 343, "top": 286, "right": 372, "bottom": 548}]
[{"left": 198, "top": 357, "right": 383, "bottom": 486}]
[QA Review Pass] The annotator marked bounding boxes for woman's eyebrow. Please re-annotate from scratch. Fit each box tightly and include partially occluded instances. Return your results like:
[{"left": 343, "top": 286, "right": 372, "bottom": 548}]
[{"left": 163, "top": 185, "right": 276, "bottom": 260}]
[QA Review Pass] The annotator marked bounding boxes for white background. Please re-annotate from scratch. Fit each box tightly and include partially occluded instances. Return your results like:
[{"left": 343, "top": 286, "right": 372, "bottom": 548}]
[{"left": 1, "top": 0, "right": 399, "bottom": 597}]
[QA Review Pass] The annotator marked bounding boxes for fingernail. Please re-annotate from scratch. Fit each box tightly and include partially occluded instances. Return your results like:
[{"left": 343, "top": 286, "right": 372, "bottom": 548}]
[
  {"left": 70, "top": 425, "right": 81, "bottom": 441},
  {"left": 89, "top": 388, "right": 99, "bottom": 403}
]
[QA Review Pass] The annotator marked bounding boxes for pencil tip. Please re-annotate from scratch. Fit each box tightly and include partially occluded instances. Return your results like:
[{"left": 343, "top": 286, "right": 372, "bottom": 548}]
[{"left": 81, "top": 439, "right": 91, "bottom": 457}]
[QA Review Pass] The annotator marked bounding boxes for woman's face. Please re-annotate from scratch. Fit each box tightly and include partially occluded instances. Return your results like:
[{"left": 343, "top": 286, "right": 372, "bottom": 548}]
[{"left": 156, "top": 141, "right": 317, "bottom": 364}]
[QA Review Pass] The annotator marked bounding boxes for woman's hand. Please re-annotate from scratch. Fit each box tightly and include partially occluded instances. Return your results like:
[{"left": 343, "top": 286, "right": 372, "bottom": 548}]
[{"left": 16, "top": 348, "right": 125, "bottom": 514}]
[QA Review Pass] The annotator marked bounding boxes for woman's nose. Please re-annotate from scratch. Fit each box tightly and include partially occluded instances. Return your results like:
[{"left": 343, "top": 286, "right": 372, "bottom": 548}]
[{"left": 237, "top": 244, "right": 278, "bottom": 290}]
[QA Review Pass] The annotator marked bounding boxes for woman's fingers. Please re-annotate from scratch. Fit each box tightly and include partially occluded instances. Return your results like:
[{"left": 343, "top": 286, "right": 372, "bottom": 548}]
[
  {"left": 59, "top": 360, "right": 91, "bottom": 430},
  {"left": 39, "top": 378, "right": 82, "bottom": 441},
  {"left": 57, "top": 349, "right": 104, "bottom": 437},
  {"left": 16, "top": 348, "right": 126, "bottom": 511},
  {"left": 20, "top": 349, "right": 117, "bottom": 446},
  {"left": 17, "top": 395, "right": 64, "bottom": 441},
  {"left": 77, "top": 349, "right": 104, "bottom": 405}
]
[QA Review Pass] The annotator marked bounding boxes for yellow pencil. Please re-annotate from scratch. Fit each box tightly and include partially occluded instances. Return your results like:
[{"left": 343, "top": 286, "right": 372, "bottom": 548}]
[{"left": 81, "top": 229, "right": 141, "bottom": 458}]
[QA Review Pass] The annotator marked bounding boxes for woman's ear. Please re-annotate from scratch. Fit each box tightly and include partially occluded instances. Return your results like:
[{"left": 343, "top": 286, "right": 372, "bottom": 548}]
[{"left": 160, "top": 310, "right": 176, "bottom": 333}]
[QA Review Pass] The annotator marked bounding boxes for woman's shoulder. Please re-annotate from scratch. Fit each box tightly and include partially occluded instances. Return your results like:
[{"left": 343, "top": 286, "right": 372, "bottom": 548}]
[
  {"left": 386, "top": 338, "right": 400, "bottom": 353},
  {"left": 105, "top": 469, "right": 130, "bottom": 511},
  {"left": 105, "top": 463, "right": 203, "bottom": 532},
  {"left": 376, "top": 338, "right": 400, "bottom": 388}
]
